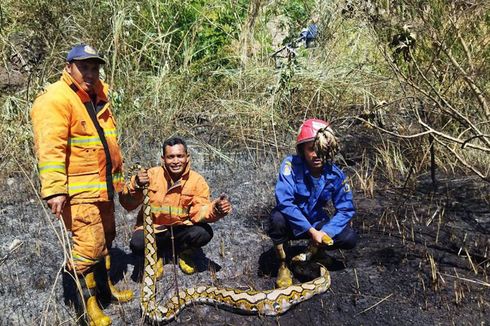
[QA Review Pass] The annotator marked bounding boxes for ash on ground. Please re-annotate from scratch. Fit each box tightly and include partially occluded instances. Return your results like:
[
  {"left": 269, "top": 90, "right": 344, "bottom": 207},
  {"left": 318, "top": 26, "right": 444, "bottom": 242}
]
[{"left": 0, "top": 144, "right": 488, "bottom": 325}]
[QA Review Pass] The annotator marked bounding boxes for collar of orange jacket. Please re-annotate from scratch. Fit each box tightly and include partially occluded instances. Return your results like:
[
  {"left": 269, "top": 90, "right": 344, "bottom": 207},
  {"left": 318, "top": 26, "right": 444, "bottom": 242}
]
[{"left": 61, "top": 69, "right": 108, "bottom": 104}]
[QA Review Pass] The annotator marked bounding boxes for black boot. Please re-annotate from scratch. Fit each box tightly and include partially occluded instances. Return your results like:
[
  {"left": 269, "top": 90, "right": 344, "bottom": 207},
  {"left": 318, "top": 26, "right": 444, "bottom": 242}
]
[
  {"left": 62, "top": 269, "right": 111, "bottom": 325},
  {"left": 94, "top": 257, "right": 134, "bottom": 304},
  {"left": 62, "top": 269, "right": 89, "bottom": 325}
]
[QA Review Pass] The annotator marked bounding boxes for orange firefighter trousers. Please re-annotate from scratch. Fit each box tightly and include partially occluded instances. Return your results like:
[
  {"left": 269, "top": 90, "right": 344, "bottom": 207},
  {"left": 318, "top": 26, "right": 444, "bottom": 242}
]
[{"left": 62, "top": 201, "right": 115, "bottom": 274}]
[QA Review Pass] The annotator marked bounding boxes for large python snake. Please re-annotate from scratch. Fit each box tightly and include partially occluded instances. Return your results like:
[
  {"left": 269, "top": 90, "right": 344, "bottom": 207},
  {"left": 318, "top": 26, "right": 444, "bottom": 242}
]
[{"left": 140, "top": 186, "right": 331, "bottom": 324}]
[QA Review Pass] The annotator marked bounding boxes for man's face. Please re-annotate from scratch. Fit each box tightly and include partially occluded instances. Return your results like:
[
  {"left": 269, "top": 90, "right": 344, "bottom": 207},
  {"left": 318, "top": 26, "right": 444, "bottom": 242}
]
[
  {"left": 162, "top": 144, "right": 189, "bottom": 180},
  {"left": 302, "top": 141, "right": 323, "bottom": 173},
  {"left": 66, "top": 60, "right": 100, "bottom": 95}
]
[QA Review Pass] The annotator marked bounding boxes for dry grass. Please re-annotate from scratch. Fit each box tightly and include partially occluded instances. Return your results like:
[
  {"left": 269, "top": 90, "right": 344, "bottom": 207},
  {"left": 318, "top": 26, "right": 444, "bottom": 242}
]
[{"left": 350, "top": 150, "right": 376, "bottom": 198}]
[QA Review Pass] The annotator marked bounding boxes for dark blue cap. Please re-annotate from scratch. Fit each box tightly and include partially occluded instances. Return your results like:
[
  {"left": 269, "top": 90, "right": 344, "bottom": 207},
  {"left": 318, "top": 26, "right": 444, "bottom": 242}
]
[{"left": 66, "top": 44, "right": 106, "bottom": 64}]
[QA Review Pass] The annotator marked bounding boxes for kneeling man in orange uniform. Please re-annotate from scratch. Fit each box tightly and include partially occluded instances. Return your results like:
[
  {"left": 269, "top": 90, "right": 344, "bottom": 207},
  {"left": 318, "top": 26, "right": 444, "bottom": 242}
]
[{"left": 120, "top": 137, "right": 232, "bottom": 276}]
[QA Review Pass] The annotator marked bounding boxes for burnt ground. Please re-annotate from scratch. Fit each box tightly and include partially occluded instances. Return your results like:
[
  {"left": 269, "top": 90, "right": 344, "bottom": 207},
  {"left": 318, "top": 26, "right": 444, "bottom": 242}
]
[{"left": 0, "top": 140, "right": 489, "bottom": 326}]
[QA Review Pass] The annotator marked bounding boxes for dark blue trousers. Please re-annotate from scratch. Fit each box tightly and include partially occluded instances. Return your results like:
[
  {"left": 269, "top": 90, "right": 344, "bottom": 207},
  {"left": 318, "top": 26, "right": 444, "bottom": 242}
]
[
  {"left": 268, "top": 209, "right": 358, "bottom": 249},
  {"left": 130, "top": 223, "right": 213, "bottom": 256}
]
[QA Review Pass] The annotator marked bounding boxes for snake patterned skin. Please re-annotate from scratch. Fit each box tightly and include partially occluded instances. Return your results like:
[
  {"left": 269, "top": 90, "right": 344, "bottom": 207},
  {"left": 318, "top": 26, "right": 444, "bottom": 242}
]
[{"left": 140, "top": 186, "right": 331, "bottom": 324}]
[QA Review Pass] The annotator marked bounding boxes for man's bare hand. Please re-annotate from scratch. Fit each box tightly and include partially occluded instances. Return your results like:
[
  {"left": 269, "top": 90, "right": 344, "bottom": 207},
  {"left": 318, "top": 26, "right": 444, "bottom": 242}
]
[
  {"left": 213, "top": 193, "right": 232, "bottom": 218},
  {"left": 135, "top": 169, "right": 149, "bottom": 187},
  {"left": 47, "top": 194, "right": 67, "bottom": 218},
  {"left": 308, "top": 228, "right": 330, "bottom": 246}
]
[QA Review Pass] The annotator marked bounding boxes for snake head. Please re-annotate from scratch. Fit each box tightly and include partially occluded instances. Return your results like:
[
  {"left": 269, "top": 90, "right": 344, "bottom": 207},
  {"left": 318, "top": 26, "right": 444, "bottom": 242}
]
[{"left": 130, "top": 163, "right": 144, "bottom": 173}]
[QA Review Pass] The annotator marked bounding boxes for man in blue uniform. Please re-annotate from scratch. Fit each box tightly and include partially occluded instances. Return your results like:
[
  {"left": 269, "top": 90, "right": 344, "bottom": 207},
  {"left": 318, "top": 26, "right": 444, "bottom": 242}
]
[{"left": 269, "top": 118, "right": 358, "bottom": 288}]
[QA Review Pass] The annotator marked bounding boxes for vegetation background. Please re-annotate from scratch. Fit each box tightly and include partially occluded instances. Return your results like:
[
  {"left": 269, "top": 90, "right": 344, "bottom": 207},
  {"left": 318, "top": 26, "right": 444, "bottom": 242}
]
[
  {"left": 1, "top": 0, "right": 488, "bottom": 180},
  {"left": 0, "top": 0, "right": 488, "bottom": 325}
]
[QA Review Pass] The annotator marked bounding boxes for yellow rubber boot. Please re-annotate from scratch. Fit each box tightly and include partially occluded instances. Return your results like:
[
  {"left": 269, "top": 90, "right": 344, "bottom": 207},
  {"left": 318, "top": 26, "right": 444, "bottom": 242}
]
[
  {"left": 85, "top": 272, "right": 112, "bottom": 326},
  {"left": 86, "top": 296, "right": 112, "bottom": 326},
  {"left": 105, "top": 256, "right": 134, "bottom": 303},
  {"left": 276, "top": 263, "right": 293, "bottom": 288},
  {"left": 274, "top": 243, "right": 293, "bottom": 288},
  {"left": 155, "top": 257, "right": 164, "bottom": 280},
  {"left": 178, "top": 250, "right": 197, "bottom": 275}
]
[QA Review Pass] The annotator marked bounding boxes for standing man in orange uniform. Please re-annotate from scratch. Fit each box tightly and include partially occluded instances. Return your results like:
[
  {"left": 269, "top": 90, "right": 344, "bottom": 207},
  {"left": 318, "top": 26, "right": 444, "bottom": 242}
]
[{"left": 31, "top": 44, "right": 133, "bottom": 325}]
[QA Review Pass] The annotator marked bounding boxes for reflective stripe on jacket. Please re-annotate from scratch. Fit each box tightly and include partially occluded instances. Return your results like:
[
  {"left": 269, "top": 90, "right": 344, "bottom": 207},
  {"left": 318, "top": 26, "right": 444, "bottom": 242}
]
[
  {"left": 119, "top": 163, "right": 219, "bottom": 228},
  {"left": 274, "top": 155, "right": 355, "bottom": 238},
  {"left": 31, "top": 70, "right": 124, "bottom": 202}
]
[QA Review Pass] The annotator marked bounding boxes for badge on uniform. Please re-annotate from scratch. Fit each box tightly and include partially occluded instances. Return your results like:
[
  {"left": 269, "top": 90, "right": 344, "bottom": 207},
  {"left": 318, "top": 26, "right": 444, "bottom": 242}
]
[
  {"left": 344, "top": 183, "right": 351, "bottom": 192},
  {"left": 283, "top": 161, "right": 292, "bottom": 176},
  {"left": 342, "top": 177, "right": 351, "bottom": 192}
]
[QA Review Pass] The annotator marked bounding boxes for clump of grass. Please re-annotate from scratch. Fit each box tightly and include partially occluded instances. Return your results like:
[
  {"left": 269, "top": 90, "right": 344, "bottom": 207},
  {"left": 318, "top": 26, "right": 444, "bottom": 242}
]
[
  {"left": 373, "top": 138, "right": 410, "bottom": 185},
  {"left": 350, "top": 150, "right": 376, "bottom": 198}
]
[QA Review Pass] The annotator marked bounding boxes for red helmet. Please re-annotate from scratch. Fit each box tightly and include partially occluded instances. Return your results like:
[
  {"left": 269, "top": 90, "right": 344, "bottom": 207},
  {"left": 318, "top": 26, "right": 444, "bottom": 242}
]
[{"left": 296, "top": 118, "right": 330, "bottom": 145}]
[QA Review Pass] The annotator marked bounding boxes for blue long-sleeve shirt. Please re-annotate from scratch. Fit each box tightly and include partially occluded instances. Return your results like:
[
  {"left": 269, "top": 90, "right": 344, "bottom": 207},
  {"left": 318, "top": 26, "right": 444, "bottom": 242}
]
[{"left": 274, "top": 155, "right": 355, "bottom": 238}]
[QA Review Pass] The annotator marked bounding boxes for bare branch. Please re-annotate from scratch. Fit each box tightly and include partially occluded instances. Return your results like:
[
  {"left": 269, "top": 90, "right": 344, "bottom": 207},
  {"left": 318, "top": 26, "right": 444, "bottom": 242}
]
[
  {"left": 449, "top": 18, "right": 474, "bottom": 70},
  {"left": 409, "top": 50, "right": 486, "bottom": 135},
  {"left": 354, "top": 117, "right": 432, "bottom": 139},
  {"left": 461, "top": 134, "right": 490, "bottom": 149},
  {"left": 440, "top": 43, "right": 489, "bottom": 117},
  {"left": 416, "top": 119, "right": 490, "bottom": 152},
  {"left": 354, "top": 116, "right": 490, "bottom": 153},
  {"left": 432, "top": 136, "right": 489, "bottom": 182},
  {"left": 390, "top": 50, "right": 490, "bottom": 148}
]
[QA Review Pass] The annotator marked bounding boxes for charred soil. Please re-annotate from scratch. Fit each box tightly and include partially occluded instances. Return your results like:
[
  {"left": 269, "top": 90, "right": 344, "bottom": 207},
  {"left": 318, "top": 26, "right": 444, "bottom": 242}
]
[{"left": 0, "top": 139, "right": 489, "bottom": 326}]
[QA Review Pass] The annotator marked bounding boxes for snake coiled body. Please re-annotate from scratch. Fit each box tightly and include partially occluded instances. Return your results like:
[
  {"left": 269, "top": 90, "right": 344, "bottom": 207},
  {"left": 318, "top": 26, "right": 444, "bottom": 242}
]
[{"left": 140, "top": 187, "right": 331, "bottom": 324}]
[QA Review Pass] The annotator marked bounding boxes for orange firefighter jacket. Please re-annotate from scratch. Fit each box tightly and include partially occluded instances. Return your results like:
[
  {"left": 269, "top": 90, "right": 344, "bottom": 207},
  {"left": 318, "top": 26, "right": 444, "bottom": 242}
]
[
  {"left": 31, "top": 70, "right": 124, "bottom": 203},
  {"left": 120, "top": 163, "right": 221, "bottom": 230}
]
